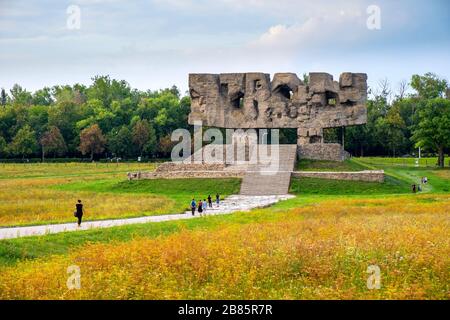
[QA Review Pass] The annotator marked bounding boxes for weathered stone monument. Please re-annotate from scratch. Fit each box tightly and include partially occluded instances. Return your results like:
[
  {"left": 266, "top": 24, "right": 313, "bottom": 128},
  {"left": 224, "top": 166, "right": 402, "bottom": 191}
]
[
  {"left": 188, "top": 72, "right": 368, "bottom": 161},
  {"left": 128, "top": 71, "right": 382, "bottom": 197}
]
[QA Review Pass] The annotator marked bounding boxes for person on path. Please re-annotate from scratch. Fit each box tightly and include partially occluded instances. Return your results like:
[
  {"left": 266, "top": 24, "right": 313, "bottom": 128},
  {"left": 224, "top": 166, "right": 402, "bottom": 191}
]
[
  {"left": 198, "top": 200, "right": 203, "bottom": 216},
  {"left": 207, "top": 195, "right": 212, "bottom": 208},
  {"left": 202, "top": 199, "right": 207, "bottom": 213},
  {"left": 190, "top": 198, "right": 196, "bottom": 216},
  {"left": 75, "top": 200, "right": 83, "bottom": 227},
  {"left": 412, "top": 184, "right": 416, "bottom": 193},
  {"left": 216, "top": 193, "right": 220, "bottom": 207}
]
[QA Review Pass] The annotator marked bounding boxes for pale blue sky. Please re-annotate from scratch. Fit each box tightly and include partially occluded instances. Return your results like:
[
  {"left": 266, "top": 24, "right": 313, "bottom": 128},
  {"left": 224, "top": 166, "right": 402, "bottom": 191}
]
[{"left": 1, "top": 0, "right": 449, "bottom": 94}]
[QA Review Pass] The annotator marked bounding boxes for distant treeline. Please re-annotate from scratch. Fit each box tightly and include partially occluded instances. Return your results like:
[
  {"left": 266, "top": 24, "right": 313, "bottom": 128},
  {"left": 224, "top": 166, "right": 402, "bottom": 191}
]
[
  {"left": 0, "top": 76, "right": 190, "bottom": 160},
  {"left": 319, "top": 73, "right": 450, "bottom": 167},
  {"left": 0, "top": 73, "right": 449, "bottom": 166}
]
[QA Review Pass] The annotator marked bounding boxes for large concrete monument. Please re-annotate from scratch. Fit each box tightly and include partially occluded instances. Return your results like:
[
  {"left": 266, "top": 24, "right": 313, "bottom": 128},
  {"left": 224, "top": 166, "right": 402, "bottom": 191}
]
[{"left": 188, "top": 72, "right": 368, "bottom": 161}]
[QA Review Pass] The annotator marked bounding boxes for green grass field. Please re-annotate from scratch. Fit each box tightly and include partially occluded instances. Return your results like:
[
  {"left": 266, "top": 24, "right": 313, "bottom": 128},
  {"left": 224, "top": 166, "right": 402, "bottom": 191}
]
[
  {"left": 290, "top": 175, "right": 410, "bottom": 195},
  {"left": 356, "top": 156, "right": 448, "bottom": 168},
  {"left": 0, "top": 163, "right": 240, "bottom": 227},
  {"left": 296, "top": 159, "right": 369, "bottom": 171},
  {"left": 55, "top": 177, "right": 241, "bottom": 214},
  {"left": 0, "top": 159, "right": 448, "bottom": 299},
  {"left": 0, "top": 162, "right": 154, "bottom": 179}
]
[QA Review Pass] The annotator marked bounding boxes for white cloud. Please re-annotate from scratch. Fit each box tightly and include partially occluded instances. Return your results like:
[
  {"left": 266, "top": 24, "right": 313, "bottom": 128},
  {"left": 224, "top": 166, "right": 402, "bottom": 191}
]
[
  {"left": 250, "top": 9, "right": 366, "bottom": 51},
  {"left": 0, "top": 0, "right": 448, "bottom": 94}
]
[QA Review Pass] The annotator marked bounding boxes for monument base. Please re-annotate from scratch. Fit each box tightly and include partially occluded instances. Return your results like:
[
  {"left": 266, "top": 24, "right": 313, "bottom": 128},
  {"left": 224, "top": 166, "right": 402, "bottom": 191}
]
[{"left": 297, "top": 143, "right": 350, "bottom": 162}]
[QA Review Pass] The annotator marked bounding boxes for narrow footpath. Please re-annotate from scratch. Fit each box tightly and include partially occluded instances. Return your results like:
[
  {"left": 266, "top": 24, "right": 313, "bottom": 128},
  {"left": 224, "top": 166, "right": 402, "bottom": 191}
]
[{"left": 0, "top": 195, "right": 294, "bottom": 240}]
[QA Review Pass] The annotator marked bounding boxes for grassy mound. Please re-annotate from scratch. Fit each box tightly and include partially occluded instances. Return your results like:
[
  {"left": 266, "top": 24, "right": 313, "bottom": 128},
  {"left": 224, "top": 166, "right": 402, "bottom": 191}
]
[
  {"left": 290, "top": 175, "right": 410, "bottom": 195},
  {"left": 296, "top": 159, "right": 369, "bottom": 172}
]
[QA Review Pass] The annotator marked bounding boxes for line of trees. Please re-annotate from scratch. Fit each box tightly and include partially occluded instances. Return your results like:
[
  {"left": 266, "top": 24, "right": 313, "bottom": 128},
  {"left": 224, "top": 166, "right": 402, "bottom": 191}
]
[
  {"left": 0, "top": 76, "right": 190, "bottom": 160},
  {"left": 324, "top": 73, "right": 450, "bottom": 167},
  {"left": 0, "top": 73, "right": 449, "bottom": 166}
]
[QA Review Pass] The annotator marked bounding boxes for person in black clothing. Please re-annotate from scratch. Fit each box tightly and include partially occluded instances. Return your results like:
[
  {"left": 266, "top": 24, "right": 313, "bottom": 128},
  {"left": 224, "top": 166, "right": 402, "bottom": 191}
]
[
  {"left": 75, "top": 200, "right": 83, "bottom": 226},
  {"left": 198, "top": 200, "right": 203, "bottom": 216},
  {"left": 190, "top": 198, "right": 196, "bottom": 216},
  {"left": 207, "top": 195, "right": 212, "bottom": 208}
]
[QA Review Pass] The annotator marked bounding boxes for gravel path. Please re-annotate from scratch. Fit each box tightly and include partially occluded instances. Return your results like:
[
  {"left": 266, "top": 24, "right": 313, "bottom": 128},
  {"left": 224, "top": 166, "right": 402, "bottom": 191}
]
[{"left": 0, "top": 195, "right": 294, "bottom": 240}]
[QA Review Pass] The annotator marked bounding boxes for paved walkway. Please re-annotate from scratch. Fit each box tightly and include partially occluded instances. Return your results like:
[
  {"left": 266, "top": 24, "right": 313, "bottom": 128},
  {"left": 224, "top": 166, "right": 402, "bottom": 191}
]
[{"left": 0, "top": 195, "right": 294, "bottom": 240}]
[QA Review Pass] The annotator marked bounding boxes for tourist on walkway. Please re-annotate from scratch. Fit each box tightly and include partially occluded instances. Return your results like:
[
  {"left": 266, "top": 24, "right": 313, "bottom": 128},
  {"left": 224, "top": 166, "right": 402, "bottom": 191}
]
[
  {"left": 202, "top": 199, "right": 207, "bottom": 213},
  {"left": 190, "top": 198, "right": 196, "bottom": 216},
  {"left": 207, "top": 195, "right": 212, "bottom": 208},
  {"left": 216, "top": 193, "right": 220, "bottom": 207},
  {"left": 75, "top": 200, "right": 83, "bottom": 227},
  {"left": 412, "top": 184, "right": 416, "bottom": 193},
  {"left": 198, "top": 200, "right": 204, "bottom": 216}
]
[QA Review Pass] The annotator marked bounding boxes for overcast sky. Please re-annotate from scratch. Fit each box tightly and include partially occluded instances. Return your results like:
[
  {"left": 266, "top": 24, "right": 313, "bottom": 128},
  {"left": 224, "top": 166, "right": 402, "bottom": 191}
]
[{"left": 1, "top": 0, "right": 449, "bottom": 95}]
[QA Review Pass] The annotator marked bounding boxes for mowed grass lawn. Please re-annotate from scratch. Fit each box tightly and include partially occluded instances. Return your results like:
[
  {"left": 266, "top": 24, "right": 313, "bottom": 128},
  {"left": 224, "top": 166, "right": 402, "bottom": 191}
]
[
  {"left": 0, "top": 163, "right": 240, "bottom": 227},
  {"left": 0, "top": 160, "right": 448, "bottom": 299},
  {"left": 296, "top": 159, "right": 369, "bottom": 172}
]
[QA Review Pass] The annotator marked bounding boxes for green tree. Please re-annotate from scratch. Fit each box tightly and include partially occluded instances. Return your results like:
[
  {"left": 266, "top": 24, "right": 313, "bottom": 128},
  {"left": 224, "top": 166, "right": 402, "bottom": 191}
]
[
  {"left": 132, "top": 119, "right": 156, "bottom": 157},
  {"left": 357, "top": 94, "right": 391, "bottom": 156},
  {"left": 76, "top": 99, "right": 115, "bottom": 133},
  {"left": 158, "top": 134, "right": 175, "bottom": 157},
  {"left": 53, "top": 84, "right": 87, "bottom": 106},
  {"left": 40, "top": 126, "right": 67, "bottom": 161},
  {"left": 1, "top": 88, "right": 7, "bottom": 106},
  {"left": 391, "top": 97, "right": 420, "bottom": 153},
  {"left": 302, "top": 73, "right": 309, "bottom": 85},
  {"left": 86, "top": 75, "right": 132, "bottom": 107},
  {"left": 28, "top": 105, "right": 50, "bottom": 138},
  {"left": 0, "top": 79, "right": 191, "bottom": 159},
  {"left": 107, "top": 126, "right": 133, "bottom": 158},
  {"left": 411, "top": 73, "right": 448, "bottom": 100},
  {"left": 345, "top": 125, "right": 371, "bottom": 156},
  {"left": 10, "top": 84, "right": 32, "bottom": 106},
  {"left": 48, "top": 101, "right": 82, "bottom": 154},
  {"left": 8, "top": 125, "right": 38, "bottom": 158},
  {"left": 111, "top": 99, "right": 134, "bottom": 127},
  {"left": 79, "top": 124, "right": 106, "bottom": 160},
  {"left": 169, "top": 85, "right": 180, "bottom": 98},
  {"left": 137, "top": 90, "right": 187, "bottom": 137},
  {"left": 32, "top": 87, "right": 54, "bottom": 106},
  {"left": 0, "top": 106, "right": 16, "bottom": 142},
  {"left": 412, "top": 98, "right": 450, "bottom": 167},
  {"left": 385, "top": 104, "right": 407, "bottom": 157},
  {"left": 0, "top": 135, "right": 6, "bottom": 157}
]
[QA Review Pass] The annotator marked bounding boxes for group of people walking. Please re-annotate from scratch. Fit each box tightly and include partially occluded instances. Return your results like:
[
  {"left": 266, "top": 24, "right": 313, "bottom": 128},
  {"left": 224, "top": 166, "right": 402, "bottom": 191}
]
[
  {"left": 412, "top": 176, "right": 428, "bottom": 193},
  {"left": 190, "top": 193, "right": 220, "bottom": 216},
  {"left": 73, "top": 193, "right": 222, "bottom": 227}
]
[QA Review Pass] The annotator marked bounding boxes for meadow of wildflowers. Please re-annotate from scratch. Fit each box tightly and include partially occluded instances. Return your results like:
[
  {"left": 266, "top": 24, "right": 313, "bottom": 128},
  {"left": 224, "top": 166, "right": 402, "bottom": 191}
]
[{"left": 0, "top": 194, "right": 448, "bottom": 299}]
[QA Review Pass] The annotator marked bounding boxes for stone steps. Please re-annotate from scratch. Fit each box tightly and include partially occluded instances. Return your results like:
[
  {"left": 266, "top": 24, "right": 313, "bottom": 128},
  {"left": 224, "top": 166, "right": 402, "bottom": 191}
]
[{"left": 239, "top": 144, "right": 297, "bottom": 195}]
